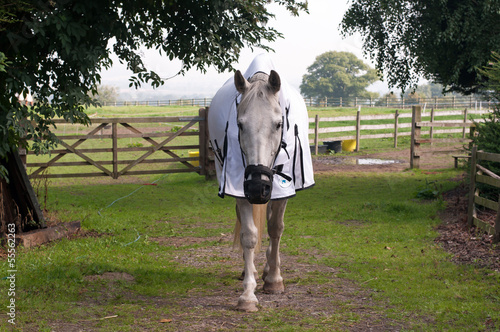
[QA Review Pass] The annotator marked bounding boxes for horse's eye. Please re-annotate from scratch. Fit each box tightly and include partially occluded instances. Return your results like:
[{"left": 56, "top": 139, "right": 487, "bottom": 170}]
[
  {"left": 276, "top": 123, "right": 282, "bottom": 130},
  {"left": 237, "top": 122, "right": 243, "bottom": 131}
]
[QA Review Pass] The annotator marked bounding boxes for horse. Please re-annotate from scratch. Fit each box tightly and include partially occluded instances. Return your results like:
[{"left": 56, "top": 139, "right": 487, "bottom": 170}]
[{"left": 208, "top": 54, "right": 314, "bottom": 312}]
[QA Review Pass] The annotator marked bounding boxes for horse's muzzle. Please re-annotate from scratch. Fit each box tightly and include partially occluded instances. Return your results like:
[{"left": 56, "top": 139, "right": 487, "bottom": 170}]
[{"left": 243, "top": 164, "right": 273, "bottom": 204}]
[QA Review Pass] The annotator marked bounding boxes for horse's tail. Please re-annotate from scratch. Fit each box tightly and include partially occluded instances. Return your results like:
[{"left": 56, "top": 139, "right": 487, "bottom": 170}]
[{"left": 233, "top": 203, "right": 267, "bottom": 252}]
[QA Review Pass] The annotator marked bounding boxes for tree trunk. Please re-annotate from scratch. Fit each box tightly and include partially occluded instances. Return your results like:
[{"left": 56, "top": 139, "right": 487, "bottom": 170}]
[{"left": 0, "top": 151, "right": 45, "bottom": 237}]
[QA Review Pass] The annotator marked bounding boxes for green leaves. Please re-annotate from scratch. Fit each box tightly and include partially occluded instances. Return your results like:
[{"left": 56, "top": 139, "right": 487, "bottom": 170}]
[
  {"left": 341, "top": 0, "right": 500, "bottom": 94},
  {"left": 0, "top": 0, "right": 307, "bottom": 180}
]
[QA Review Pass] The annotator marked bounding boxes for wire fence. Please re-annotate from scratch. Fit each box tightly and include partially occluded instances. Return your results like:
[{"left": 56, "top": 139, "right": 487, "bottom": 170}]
[{"left": 103, "top": 96, "right": 495, "bottom": 109}]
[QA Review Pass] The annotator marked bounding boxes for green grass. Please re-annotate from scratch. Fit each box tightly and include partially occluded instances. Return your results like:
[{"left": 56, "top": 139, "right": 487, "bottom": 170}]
[{"left": 1, "top": 170, "right": 500, "bottom": 330}]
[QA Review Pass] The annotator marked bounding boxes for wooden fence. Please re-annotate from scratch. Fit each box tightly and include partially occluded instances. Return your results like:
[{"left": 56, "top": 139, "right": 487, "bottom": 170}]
[
  {"left": 310, "top": 107, "right": 489, "bottom": 156},
  {"left": 467, "top": 146, "right": 500, "bottom": 242},
  {"left": 27, "top": 106, "right": 491, "bottom": 178},
  {"left": 409, "top": 106, "right": 484, "bottom": 168},
  {"left": 103, "top": 96, "right": 494, "bottom": 110},
  {"left": 27, "top": 109, "right": 212, "bottom": 179}
]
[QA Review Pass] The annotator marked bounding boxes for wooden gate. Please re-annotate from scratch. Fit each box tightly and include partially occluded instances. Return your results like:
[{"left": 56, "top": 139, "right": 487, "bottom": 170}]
[{"left": 27, "top": 109, "right": 212, "bottom": 179}]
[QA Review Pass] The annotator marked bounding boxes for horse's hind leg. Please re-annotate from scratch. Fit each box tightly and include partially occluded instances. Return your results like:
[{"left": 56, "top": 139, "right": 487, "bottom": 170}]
[
  {"left": 263, "top": 199, "right": 287, "bottom": 294},
  {"left": 235, "top": 198, "right": 259, "bottom": 312}
]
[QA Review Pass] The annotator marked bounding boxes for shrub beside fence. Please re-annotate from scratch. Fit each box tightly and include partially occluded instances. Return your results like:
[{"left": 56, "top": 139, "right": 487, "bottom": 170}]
[{"left": 467, "top": 146, "right": 500, "bottom": 242}]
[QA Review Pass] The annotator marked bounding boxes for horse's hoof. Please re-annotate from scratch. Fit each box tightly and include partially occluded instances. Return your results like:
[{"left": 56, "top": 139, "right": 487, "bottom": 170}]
[
  {"left": 263, "top": 281, "right": 285, "bottom": 294},
  {"left": 236, "top": 300, "right": 259, "bottom": 312}
]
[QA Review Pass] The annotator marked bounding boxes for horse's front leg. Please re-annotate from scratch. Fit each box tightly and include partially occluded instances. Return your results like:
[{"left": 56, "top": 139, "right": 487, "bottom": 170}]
[
  {"left": 235, "top": 198, "right": 259, "bottom": 312},
  {"left": 263, "top": 199, "right": 287, "bottom": 293}
]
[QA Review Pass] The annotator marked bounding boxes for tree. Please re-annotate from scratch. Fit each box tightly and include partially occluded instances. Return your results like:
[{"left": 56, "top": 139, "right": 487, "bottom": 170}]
[
  {"left": 341, "top": 0, "right": 500, "bottom": 94},
  {"left": 0, "top": 0, "right": 307, "bottom": 228},
  {"left": 300, "top": 51, "right": 379, "bottom": 100},
  {"left": 89, "top": 85, "right": 119, "bottom": 105}
]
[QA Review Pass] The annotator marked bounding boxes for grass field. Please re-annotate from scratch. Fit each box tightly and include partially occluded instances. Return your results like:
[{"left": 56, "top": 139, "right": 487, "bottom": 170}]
[
  {"left": 2, "top": 105, "right": 499, "bottom": 330},
  {"left": 1, "top": 170, "right": 500, "bottom": 330}
]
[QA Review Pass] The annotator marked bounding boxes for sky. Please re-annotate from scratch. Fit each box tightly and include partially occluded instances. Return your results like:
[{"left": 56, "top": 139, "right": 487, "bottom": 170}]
[{"left": 99, "top": 1, "right": 389, "bottom": 100}]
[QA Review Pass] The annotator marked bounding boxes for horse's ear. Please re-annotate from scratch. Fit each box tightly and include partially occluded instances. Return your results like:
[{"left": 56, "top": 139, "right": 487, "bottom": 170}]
[
  {"left": 268, "top": 70, "right": 281, "bottom": 94},
  {"left": 234, "top": 70, "right": 249, "bottom": 94}
]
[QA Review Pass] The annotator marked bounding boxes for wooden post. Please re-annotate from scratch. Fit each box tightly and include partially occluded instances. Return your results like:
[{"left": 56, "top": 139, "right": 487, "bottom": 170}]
[
  {"left": 495, "top": 195, "right": 500, "bottom": 243},
  {"left": 429, "top": 107, "right": 435, "bottom": 145},
  {"left": 467, "top": 146, "right": 478, "bottom": 227},
  {"left": 314, "top": 114, "right": 319, "bottom": 155},
  {"left": 410, "top": 105, "right": 421, "bottom": 169},
  {"left": 198, "top": 108, "right": 207, "bottom": 176},
  {"left": 339, "top": 97, "right": 342, "bottom": 108},
  {"left": 112, "top": 122, "right": 118, "bottom": 179},
  {"left": 355, "top": 107, "right": 361, "bottom": 152},
  {"left": 462, "top": 108, "right": 468, "bottom": 138},
  {"left": 199, "top": 108, "right": 215, "bottom": 179},
  {"left": 394, "top": 110, "right": 399, "bottom": 148}
]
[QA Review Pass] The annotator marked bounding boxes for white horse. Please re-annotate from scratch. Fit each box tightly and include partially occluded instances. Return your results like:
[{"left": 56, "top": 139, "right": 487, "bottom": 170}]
[{"left": 208, "top": 55, "right": 314, "bottom": 312}]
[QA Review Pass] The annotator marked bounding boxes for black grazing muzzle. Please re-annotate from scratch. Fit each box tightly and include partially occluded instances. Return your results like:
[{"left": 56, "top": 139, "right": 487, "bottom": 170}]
[{"left": 244, "top": 164, "right": 274, "bottom": 204}]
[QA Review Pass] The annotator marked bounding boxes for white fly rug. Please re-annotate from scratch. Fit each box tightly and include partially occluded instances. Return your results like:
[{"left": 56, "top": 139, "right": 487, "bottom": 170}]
[{"left": 208, "top": 54, "right": 314, "bottom": 200}]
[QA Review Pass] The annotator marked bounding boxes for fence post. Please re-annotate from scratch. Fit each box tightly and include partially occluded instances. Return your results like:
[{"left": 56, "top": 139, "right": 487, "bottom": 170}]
[
  {"left": 462, "top": 108, "right": 468, "bottom": 138},
  {"left": 339, "top": 97, "right": 342, "bottom": 108},
  {"left": 452, "top": 96, "right": 455, "bottom": 109},
  {"left": 112, "top": 122, "right": 118, "bottom": 179},
  {"left": 410, "top": 105, "right": 421, "bottom": 169},
  {"left": 198, "top": 108, "right": 214, "bottom": 179},
  {"left": 355, "top": 107, "right": 361, "bottom": 152},
  {"left": 467, "top": 146, "right": 478, "bottom": 227},
  {"left": 370, "top": 97, "right": 372, "bottom": 107},
  {"left": 314, "top": 114, "right": 319, "bottom": 155},
  {"left": 394, "top": 109, "right": 399, "bottom": 148},
  {"left": 495, "top": 195, "right": 500, "bottom": 243},
  {"left": 429, "top": 107, "right": 435, "bottom": 145}
]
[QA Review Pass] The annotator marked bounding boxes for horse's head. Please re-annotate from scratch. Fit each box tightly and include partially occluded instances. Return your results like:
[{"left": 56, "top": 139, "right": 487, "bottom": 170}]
[{"left": 234, "top": 69, "right": 283, "bottom": 204}]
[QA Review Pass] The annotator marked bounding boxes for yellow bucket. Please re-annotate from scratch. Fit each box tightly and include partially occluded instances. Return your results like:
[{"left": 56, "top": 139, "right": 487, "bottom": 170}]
[
  {"left": 342, "top": 139, "right": 356, "bottom": 152},
  {"left": 188, "top": 150, "right": 199, "bottom": 166}
]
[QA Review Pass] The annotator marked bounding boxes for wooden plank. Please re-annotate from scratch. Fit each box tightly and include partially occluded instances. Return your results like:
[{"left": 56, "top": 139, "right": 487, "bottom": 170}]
[
  {"left": 31, "top": 172, "right": 110, "bottom": 179},
  {"left": 474, "top": 196, "right": 499, "bottom": 211},
  {"left": 360, "top": 133, "right": 395, "bottom": 139},
  {"left": 53, "top": 116, "right": 204, "bottom": 124},
  {"left": 416, "top": 122, "right": 472, "bottom": 128},
  {"left": 54, "top": 131, "right": 198, "bottom": 140},
  {"left": 476, "top": 174, "right": 500, "bottom": 188},
  {"left": 472, "top": 217, "right": 496, "bottom": 235},
  {"left": 477, "top": 151, "right": 500, "bottom": 163},
  {"left": 318, "top": 116, "right": 356, "bottom": 122},
  {"left": 19, "top": 220, "right": 80, "bottom": 248},
  {"left": 360, "top": 123, "right": 395, "bottom": 130},
  {"left": 476, "top": 164, "right": 500, "bottom": 180},
  {"left": 316, "top": 126, "right": 356, "bottom": 133}
]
